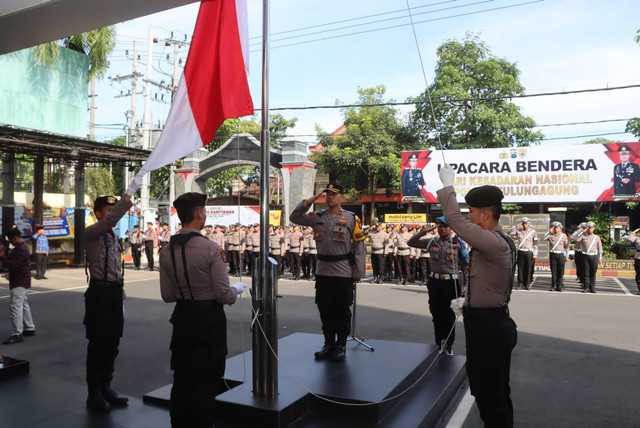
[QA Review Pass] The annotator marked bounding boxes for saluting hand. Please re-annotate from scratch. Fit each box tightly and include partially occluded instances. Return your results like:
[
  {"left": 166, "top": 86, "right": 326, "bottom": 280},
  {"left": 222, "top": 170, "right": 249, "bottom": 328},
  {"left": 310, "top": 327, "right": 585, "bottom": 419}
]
[{"left": 303, "top": 192, "right": 324, "bottom": 208}]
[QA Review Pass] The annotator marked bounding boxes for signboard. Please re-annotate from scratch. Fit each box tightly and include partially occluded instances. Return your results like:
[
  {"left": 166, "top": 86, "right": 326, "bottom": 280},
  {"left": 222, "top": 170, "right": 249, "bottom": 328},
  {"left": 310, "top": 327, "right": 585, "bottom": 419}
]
[
  {"left": 384, "top": 213, "right": 427, "bottom": 223},
  {"left": 401, "top": 142, "right": 640, "bottom": 203},
  {"left": 42, "top": 207, "right": 94, "bottom": 239}
]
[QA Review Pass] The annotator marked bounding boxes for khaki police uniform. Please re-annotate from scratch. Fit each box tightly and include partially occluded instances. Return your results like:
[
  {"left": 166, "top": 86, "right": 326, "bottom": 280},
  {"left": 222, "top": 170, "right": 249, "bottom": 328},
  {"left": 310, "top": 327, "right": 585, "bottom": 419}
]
[
  {"left": 287, "top": 229, "right": 303, "bottom": 280},
  {"left": 143, "top": 225, "right": 157, "bottom": 270},
  {"left": 394, "top": 230, "right": 413, "bottom": 284},
  {"left": 570, "top": 231, "right": 602, "bottom": 293},
  {"left": 290, "top": 200, "right": 366, "bottom": 352},
  {"left": 368, "top": 228, "right": 389, "bottom": 283},
  {"left": 508, "top": 226, "right": 538, "bottom": 290},
  {"left": 384, "top": 228, "right": 395, "bottom": 281},
  {"left": 268, "top": 229, "right": 284, "bottom": 273},
  {"left": 159, "top": 227, "right": 171, "bottom": 251},
  {"left": 438, "top": 184, "right": 517, "bottom": 427},
  {"left": 83, "top": 196, "right": 132, "bottom": 406},
  {"left": 408, "top": 228, "right": 469, "bottom": 353},
  {"left": 626, "top": 230, "right": 640, "bottom": 293},
  {"left": 159, "top": 225, "right": 238, "bottom": 427},
  {"left": 126, "top": 227, "right": 143, "bottom": 269},
  {"left": 542, "top": 228, "right": 569, "bottom": 291}
]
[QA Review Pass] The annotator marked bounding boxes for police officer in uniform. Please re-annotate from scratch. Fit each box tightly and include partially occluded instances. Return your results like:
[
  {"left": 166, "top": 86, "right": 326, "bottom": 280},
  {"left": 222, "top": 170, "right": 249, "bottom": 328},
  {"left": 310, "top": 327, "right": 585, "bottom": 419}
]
[
  {"left": 287, "top": 225, "right": 303, "bottom": 280},
  {"left": 571, "top": 222, "right": 587, "bottom": 288},
  {"left": 508, "top": 217, "right": 538, "bottom": 290},
  {"left": 408, "top": 216, "right": 469, "bottom": 354},
  {"left": 84, "top": 175, "right": 141, "bottom": 412},
  {"left": 126, "top": 224, "right": 143, "bottom": 270},
  {"left": 159, "top": 192, "right": 247, "bottom": 428},
  {"left": 144, "top": 222, "right": 157, "bottom": 271},
  {"left": 268, "top": 225, "right": 284, "bottom": 273},
  {"left": 613, "top": 145, "right": 640, "bottom": 195},
  {"left": 543, "top": 222, "right": 569, "bottom": 291},
  {"left": 290, "top": 183, "right": 366, "bottom": 361},
  {"left": 368, "top": 223, "right": 388, "bottom": 284},
  {"left": 159, "top": 222, "right": 171, "bottom": 251},
  {"left": 438, "top": 165, "right": 518, "bottom": 427},
  {"left": 626, "top": 227, "right": 640, "bottom": 294},
  {"left": 383, "top": 224, "right": 395, "bottom": 282},
  {"left": 570, "top": 221, "right": 602, "bottom": 293},
  {"left": 402, "top": 152, "right": 426, "bottom": 197},
  {"left": 226, "top": 224, "right": 240, "bottom": 276},
  {"left": 394, "top": 224, "right": 412, "bottom": 285}
]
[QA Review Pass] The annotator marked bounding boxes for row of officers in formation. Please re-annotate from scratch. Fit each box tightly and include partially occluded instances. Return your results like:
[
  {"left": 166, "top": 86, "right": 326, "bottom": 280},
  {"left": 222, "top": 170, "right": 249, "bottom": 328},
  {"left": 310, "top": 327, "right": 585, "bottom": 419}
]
[{"left": 126, "top": 217, "right": 640, "bottom": 296}]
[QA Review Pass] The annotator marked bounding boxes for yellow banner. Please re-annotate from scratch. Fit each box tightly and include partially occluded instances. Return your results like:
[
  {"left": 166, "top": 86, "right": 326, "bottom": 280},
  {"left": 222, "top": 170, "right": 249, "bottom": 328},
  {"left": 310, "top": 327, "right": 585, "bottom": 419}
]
[
  {"left": 384, "top": 213, "right": 426, "bottom": 223},
  {"left": 269, "top": 210, "right": 282, "bottom": 226}
]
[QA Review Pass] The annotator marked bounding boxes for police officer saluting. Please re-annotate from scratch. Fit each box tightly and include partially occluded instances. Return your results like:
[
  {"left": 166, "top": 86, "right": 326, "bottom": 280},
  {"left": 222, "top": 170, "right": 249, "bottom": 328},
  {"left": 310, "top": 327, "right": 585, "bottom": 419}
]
[
  {"left": 290, "top": 183, "right": 366, "bottom": 361},
  {"left": 159, "top": 192, "right": 247, "bottom": 427},
  {"left": 408, "top": 216, "right": 469, "bottom": 354},
  {"left": 570, "top": 221, "right": 602, "bottom": 293},
  {"left": 508, "top": 217, "right": 538, "bottom": 290},
  {"left": 83, "top": 175, "right": 141, "bottom": 412},
  {"left": 543, "top": 222, "right": 569, "bottom": 291},
  {"left": 438, "top": 165, "right": 518, "bottom": 427}
]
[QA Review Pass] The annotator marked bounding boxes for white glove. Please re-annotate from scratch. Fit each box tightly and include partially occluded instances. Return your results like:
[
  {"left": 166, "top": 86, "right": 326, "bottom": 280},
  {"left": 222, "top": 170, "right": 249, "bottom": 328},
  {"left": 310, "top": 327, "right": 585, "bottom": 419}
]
[
  {"left": 125, "top": 173, "right": 144, "bottom": 196},
  {"left": 438, "top": 164, "right": 456, "bottom": 188},
  {"left": 450, "top": 297, "right": 465, "bottom": 317},
  {"left": 230, "top": 282, "right": 248, "bottom": 295}
]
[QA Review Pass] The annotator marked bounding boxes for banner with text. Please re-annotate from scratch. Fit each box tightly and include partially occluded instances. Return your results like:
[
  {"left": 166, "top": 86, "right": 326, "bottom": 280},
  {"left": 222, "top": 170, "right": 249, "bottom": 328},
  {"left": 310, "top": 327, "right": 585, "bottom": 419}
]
[{"left": 401, "top": 142, "right": 640, "bottom": 203}]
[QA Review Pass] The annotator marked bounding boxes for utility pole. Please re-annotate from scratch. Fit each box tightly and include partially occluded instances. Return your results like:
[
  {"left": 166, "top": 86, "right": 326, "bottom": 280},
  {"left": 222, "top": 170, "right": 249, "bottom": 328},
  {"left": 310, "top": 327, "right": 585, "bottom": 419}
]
[{"left": 141, "top": 25, "right": 154, "bottom": 228}]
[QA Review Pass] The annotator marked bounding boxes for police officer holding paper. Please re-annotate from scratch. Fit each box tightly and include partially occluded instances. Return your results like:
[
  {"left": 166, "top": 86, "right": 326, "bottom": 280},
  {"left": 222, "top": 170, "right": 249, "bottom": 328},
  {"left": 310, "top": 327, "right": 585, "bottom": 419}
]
[
  {"left": 290, "top": 183, "right": 366, "bottom": 361},
  {"left": 83, "top": 174, "right": 142, "bottom": 412},
  {"left": 159, "top": 192, "right": 246, "bottom": 428},
  {"left": 438, "top": 165, "right": 518, "bottom": 428},
  {"left": 408, "top": 216, "right": 469, "bottom": 354}
]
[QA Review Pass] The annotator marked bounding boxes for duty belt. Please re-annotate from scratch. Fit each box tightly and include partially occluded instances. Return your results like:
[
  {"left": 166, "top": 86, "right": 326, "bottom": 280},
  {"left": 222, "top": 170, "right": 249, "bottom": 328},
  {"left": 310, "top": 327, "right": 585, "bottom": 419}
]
[
  {"left": 318, "top": 253, "right": 350, "bottom": 262},
  {"left": 584, "top": 252, "right": 599, "bottom": 256},
  {"left": 397, "top": 247, "right": 409, "bottom": 250},
  {"left": 430, "top": 272, "right": 459, "bottom": 280},
  {"left": 518, "top": 248, "right": 534, "bottom": 252},
  {"left": 550, "top": 251, "right": 565, "bottom": 254}
]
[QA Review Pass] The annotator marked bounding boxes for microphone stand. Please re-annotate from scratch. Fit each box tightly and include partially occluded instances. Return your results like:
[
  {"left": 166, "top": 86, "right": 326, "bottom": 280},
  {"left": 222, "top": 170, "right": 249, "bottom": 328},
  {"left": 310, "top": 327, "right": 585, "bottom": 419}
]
[{"left": 348, "top": 280, "right": 374, "bottom": 351}]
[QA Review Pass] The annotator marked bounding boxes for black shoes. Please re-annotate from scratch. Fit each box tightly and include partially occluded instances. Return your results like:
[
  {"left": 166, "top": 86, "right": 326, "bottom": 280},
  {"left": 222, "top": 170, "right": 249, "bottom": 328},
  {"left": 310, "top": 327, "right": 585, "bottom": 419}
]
[
  {"left": 102, "top": 387, "right": 129, "bottom": 407},
  {"left": 3, "top": 334, "right": 23, "bottom": 344},
  {"left": 314, "top": 344, "right": 334, "bottom": 360},
  {"left": 402, "top": 277, "right": 407, "bottom": 285},
  {"left": 23, "top": 330, "right": 36, "bottom": 337},
  {"left": 87, "top": 390, "right": 111, "bottom": 412},
  {"left": 331, "top": 346, "right": 346, "bottom": 361}
]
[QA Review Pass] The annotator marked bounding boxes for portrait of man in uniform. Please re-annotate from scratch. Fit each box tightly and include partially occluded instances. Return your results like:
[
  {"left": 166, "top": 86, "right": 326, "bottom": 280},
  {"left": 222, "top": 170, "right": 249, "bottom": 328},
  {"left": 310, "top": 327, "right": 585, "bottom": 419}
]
[
  {"left": 402, "top": 152, "right": 427, "bottom": 200},
  {"left": 613, "top": 145, "right": 640, "bottom": 196}
]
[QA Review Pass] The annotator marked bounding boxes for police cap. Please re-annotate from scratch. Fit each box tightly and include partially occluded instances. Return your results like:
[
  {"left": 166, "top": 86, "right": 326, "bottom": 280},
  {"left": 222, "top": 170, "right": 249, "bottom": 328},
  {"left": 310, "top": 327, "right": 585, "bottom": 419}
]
[
  {"left": 408, "top": 152, "right": 418, "bottom": 160},
  {"left": 550, "top": 221, "right": 563, "bottom": 228},
  {"left": 618, "top": 145, "right": 630, "bottom": 154},
  {"left": 586, "top": 221, "right": 596, "bottom": 228},
  {"left": 94, "top": 196, "right": 118, "bottom": 212},
  {"left": 323, "top": 183, "right": 345, "bottom": 194},
  {"left": 436, "top": 216, "right": 449, "bottom": 226},
  {"left": 521, "top": 217, "right": 531, "bottom": 223},
  {"left": 464, "top": 185, "right": 504, "bottom": 208}
]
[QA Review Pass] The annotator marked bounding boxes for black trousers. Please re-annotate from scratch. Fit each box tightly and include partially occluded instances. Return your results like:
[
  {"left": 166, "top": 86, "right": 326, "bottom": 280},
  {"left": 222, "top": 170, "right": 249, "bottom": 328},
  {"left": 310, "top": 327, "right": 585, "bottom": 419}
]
[
  {"left": 427, "top": 277, "right": 461, "bottom": 351},
  {"left": 228, "top": 249, "right": 240, "bottom": 274},
  {"left": 289, "top": 251, "right": 301, "bottom": 277},
  {"left": 575, "top": 251, "right": 584, "bottom": 285},
  {"left": 145, "top": 241, "right": 154, "bottom": 269},
  {"left": 516, "top": 250, "right": 534, "bottom": 289},
  {"left": 301, "top": 252, "right": 310, "bottom": 276},
  {"left": 308, "top": 254, "right": 317, "bottom": 277},
  {"left": 635, "top": 258, "right": 640, "bottom": 292},
  {"left": 464, "top": 307, "right": 517, "bottom": 428},
  {"left": 398, "top": 254, "right": 411, "bottom": 280},
  {"left": 35, "top": 252, "right": 47, "bottom": 278},
  {"left": 315, "top": 275, "right": 354, "bottom": 346},
  {"left": 549, "top": 252, "right": 566, "bottom": 290},
  {"left": 170, "top": 300, "right": 227, "bottom": 428},
  {"left": 131, "top": 243, "right": 142, "bottom": 268},
  {"left": 582, "top": 254, "right": 599, "bottom": 292},
  {"left": 419, "top": 258, "right": 430, "bottom": 282},
  {"left": 371, "top": 253, "right": 384, "bottom": 278},
  {"left": 384, "top": 254, "right": 393, "bottom": 279},
  {"left": 84, "top": 281, "right": 124, "bottom": 391}
]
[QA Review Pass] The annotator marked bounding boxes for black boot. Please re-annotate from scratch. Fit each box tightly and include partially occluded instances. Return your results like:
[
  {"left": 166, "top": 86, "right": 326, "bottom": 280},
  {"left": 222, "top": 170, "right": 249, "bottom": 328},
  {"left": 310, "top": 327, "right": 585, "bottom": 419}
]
[
  {"left": 314, "top": 343, "right": 334, "bottom": 360},
  {"left": 102, "top": 384, "right": 129, "bottom": 407},
  {"left": 402, "top": 277, "right": 407, "bottom": 285},
  {"left": 331, "top": 345, "right": 346, "bottom": 361},
  {"left": 87, "top": 387, "right": 111, "bottom": 412}
]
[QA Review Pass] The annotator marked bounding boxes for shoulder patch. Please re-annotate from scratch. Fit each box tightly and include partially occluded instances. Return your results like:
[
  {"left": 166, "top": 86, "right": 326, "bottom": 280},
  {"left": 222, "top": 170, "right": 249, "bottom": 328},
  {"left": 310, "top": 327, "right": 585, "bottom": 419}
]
[
  {"left": 352, "top": 216, "right": 366, "bottom": 242},
  {"left": 217, "top": 246, "right": 227, "bottom": 263}
]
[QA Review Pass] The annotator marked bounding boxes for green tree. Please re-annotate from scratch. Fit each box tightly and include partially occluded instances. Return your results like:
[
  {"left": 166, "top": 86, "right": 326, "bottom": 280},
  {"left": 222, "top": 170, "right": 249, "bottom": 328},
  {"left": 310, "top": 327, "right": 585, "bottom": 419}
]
[
  {"left": 313, "top": 85, "right": 420, "bottom": 221},
  {"left": 625, "top": 30, "right": 640, "bottom": 139},
  {"left": 85, "top": 166, "right": 116, "bottom": 201},
  {"left": 410, "top": 32, "right": 543, "bottom": 149}
]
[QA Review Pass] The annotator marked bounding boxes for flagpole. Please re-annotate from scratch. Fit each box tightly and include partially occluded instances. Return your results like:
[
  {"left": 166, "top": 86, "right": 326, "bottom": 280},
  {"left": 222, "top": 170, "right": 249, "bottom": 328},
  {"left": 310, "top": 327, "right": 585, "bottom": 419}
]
[{"left": 253, "top": 0, "right": 278, "bottom": 398}]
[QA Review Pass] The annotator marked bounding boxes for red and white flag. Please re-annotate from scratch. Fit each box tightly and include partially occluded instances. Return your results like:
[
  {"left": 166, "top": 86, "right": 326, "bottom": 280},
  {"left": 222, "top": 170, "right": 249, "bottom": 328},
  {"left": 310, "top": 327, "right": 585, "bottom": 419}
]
[{"left": 137, "top": 0, "right": 254, "bottom": 177}]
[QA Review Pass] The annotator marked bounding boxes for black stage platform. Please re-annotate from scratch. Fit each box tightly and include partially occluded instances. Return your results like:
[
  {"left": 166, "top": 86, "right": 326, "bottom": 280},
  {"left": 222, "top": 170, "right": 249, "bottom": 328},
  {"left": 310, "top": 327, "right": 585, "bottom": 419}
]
[{"left": 145, "top": 333, "right": 467, "bottom": 427}]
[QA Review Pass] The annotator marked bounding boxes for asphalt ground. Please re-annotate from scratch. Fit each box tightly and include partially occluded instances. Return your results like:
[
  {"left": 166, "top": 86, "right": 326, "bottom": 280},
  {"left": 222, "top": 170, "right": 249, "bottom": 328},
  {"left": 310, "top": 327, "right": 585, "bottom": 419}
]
[{"left": 0, "top": 266, "right": 639, "bottom": 427}]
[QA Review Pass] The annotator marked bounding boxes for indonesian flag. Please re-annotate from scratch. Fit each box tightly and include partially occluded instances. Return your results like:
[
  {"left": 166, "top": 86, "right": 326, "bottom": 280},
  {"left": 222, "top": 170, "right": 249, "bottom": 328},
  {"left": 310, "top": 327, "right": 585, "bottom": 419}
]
[{"left": 137, "top": 0, "right": 254, "bottom": 177}]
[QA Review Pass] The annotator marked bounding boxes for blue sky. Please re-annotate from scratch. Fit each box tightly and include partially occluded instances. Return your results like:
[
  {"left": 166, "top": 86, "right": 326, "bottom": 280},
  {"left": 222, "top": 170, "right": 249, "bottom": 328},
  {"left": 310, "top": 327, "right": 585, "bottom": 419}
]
[{"left": 93, "top": 0, "right": 640, "bottom": 147}]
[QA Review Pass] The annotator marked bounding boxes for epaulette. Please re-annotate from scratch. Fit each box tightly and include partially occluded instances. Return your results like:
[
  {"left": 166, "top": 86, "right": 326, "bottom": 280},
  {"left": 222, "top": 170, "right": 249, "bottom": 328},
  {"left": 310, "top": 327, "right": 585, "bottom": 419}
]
[{"left": 315, "top": 209, "right": 328, "bottom": 216}]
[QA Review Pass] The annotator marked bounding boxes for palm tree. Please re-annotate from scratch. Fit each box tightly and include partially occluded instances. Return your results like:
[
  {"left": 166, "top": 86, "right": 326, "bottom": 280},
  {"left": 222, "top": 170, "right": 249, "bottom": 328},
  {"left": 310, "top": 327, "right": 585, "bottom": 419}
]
[{"left": 31, "top": 26, "right": 117, "bottom": 139}]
